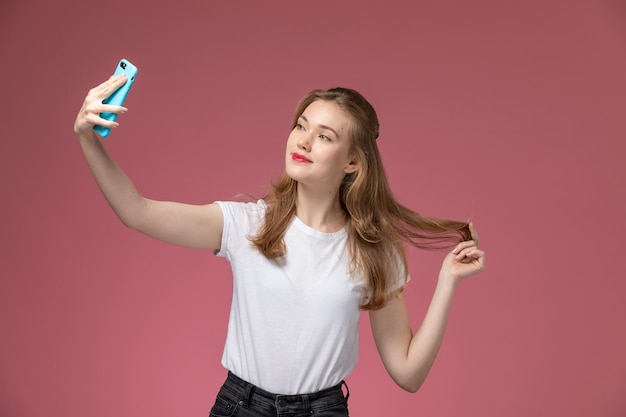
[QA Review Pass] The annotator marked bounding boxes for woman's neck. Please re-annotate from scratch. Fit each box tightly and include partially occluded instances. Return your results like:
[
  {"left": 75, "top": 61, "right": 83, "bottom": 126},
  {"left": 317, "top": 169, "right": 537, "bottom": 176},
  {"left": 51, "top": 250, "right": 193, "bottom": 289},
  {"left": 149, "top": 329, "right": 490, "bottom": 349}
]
[{"left": 294, "top": 184, "right": 346, "bottom": 233}]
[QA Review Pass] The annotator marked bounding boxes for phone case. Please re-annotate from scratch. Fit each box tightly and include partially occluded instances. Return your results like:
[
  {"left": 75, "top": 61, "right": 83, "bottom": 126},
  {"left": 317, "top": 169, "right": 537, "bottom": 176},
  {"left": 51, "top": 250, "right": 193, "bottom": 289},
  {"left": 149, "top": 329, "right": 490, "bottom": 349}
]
[{"left": 93, "top": 58, "right": 138, "bottom": 138}]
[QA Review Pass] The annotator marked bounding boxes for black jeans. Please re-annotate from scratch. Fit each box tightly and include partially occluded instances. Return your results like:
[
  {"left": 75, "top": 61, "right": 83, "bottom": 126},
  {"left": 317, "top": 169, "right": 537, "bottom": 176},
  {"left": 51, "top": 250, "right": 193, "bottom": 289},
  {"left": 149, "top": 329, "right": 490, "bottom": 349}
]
[{"left": 209, "top": 372, "right": 350, "bottom": 417}]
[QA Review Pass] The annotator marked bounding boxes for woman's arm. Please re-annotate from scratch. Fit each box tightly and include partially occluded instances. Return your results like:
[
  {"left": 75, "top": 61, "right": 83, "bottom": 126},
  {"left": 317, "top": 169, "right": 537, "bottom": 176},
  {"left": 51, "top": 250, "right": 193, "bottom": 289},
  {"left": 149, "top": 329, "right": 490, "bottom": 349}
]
[
  {"left": 74, "top": 75, "right": 223, "bottom": 250},
  {"left": 369, "top": 223, "right": 485, "bottom": 392}
]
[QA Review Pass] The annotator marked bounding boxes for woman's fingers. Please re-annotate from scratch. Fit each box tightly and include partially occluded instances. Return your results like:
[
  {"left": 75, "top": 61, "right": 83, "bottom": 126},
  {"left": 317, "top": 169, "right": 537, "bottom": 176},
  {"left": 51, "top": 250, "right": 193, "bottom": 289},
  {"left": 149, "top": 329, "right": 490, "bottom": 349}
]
[
  {"left": 85, "top": 108, "right": 123, "bottom": 128},
  {"left": 89, "top": 103, "right": 128, "bottom": 117},
  {"left": 83, "top": 75, "right": 127, "bottom": 109},
  {"left": 74, "top": 76, "right": 129, "bottom": 136},
  {"left": 452, "top": 240, "right": 476, "bottom": 255},
  {"left": 440, "top": 223, "right": 485, "bottom": 282},
  {"left": 455, "top": 246, "right": 484, "bottom": 263},
  {"left": 451, "top": 236, "right": 484, "bottom": 263},
  {"left": 82, "top": 102, "right": 126, "bottom": 125},
  {"left": 469, "top": 222, "right": 479, "bottom": 245},
  {"left": 91, "top": 74, "right": 127, "bottom": 99}
]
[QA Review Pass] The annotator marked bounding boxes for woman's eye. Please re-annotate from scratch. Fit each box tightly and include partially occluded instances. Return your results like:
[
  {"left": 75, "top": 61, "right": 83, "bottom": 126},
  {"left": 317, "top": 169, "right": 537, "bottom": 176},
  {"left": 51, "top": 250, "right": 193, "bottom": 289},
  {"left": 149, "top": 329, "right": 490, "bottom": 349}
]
[
  {"left": 320, "top": 134, "right": 330, "bottom": 141},
  {"left": 296, "top": 123, "right": 305, "bottom": 130}
]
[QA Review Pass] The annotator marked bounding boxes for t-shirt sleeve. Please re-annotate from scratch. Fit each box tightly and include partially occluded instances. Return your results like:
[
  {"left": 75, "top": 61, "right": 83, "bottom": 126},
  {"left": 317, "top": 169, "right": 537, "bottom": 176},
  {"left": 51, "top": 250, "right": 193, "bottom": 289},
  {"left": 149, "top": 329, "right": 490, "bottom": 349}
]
[
  {"left": 214, "top": 200, "right": 266, "bottom": 261},
  {"left": 387, "top": 256, "right": 410, "bottom": 294}
]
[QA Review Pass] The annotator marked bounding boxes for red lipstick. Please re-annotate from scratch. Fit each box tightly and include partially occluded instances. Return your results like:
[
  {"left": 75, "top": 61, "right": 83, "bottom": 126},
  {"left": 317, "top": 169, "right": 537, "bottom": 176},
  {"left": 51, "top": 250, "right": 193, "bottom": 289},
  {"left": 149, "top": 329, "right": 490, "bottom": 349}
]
[{"left": 292, "top": 153, "right": 312, "bottom": 163}]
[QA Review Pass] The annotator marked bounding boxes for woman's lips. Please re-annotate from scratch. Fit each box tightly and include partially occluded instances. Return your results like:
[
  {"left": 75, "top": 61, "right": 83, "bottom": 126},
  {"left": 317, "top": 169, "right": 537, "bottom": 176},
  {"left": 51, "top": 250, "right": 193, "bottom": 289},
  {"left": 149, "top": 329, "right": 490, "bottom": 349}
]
[{"left": 292, "top": 153, "right": 312, "bottom": 163}]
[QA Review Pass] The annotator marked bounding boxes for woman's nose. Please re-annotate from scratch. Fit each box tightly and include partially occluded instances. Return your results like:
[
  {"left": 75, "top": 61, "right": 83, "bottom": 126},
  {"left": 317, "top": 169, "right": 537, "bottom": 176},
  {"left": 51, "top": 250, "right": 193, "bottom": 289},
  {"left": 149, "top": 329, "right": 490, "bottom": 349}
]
[{"left": 297, "top": 135, "right": 311, "bottom": 152}]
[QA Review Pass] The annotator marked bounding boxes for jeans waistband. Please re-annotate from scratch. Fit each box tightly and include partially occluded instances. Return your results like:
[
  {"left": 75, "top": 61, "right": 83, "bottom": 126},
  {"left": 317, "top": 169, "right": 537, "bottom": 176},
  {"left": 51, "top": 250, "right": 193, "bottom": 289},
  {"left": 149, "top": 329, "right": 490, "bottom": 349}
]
[{"left": 223, "top": 371, "right": 349, "bottom": 412}]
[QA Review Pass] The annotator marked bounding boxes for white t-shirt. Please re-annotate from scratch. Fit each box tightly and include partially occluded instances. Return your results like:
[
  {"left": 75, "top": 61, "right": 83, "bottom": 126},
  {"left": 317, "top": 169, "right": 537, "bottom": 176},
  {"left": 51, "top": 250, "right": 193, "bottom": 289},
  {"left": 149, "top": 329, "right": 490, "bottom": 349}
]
[{"left": 215, "top": 200, "right": 404, "bottom": 394}]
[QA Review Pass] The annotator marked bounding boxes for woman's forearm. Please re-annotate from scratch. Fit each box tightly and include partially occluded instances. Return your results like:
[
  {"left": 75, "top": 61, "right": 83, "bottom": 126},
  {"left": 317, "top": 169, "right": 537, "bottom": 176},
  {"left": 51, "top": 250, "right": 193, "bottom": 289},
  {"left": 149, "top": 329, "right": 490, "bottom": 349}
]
[
  {"left": 77, "top": 130, "right": 147, "bottom": 229},
  {"left": 403, "top": 276, "right": 458, "bottom": 391}
]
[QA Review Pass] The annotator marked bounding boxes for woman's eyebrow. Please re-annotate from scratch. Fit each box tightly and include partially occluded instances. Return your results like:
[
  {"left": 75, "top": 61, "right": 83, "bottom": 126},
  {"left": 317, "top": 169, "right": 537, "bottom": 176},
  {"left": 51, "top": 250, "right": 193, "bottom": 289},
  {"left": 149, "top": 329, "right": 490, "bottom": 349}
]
[{"left": 300, "top": 115, "right": 339, "bottom": 138}]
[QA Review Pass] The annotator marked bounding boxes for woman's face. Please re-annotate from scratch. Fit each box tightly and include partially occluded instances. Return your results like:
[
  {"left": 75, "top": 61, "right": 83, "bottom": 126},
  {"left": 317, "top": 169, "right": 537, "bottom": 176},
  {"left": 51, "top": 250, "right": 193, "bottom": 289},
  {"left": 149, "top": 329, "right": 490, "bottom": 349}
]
[{"left": 285, "top": 100, "right": 358, "bottom": 190}]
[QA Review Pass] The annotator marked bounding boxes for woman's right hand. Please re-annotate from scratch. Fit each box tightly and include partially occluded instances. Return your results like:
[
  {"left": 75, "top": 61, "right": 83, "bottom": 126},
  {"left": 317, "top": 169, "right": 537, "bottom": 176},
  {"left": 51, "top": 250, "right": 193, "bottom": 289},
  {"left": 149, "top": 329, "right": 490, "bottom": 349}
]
[{"left": 73, "top": 75, "right": 128, "bottom": 138}]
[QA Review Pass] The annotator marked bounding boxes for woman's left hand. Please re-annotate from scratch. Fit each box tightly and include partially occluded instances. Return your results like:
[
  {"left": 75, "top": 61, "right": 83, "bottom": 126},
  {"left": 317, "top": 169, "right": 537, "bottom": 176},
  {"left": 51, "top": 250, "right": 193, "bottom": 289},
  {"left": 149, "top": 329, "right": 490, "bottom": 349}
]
[{"left": 439, "top": 222, "right": 485, "bottom": 284}]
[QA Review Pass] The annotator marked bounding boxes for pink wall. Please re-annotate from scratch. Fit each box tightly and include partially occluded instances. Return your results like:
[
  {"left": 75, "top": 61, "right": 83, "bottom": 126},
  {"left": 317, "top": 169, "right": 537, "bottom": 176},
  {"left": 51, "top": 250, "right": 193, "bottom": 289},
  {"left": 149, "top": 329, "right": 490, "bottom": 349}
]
[{"left": 1, "top": 1, "right": 625, "bottom": 416}]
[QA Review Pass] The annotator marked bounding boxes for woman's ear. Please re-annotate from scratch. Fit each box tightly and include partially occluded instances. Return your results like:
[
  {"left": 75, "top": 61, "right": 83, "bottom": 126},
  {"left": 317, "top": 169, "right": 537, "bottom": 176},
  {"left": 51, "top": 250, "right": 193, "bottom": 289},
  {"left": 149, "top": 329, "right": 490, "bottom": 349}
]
[{"left": 344, "top": 156, "right": 359, "bottom": 174}]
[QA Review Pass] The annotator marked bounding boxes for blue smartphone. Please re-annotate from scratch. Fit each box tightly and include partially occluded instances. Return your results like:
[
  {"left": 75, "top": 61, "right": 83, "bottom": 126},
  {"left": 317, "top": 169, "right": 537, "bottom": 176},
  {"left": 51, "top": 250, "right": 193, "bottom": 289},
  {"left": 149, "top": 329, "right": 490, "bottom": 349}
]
[{"left": 93, "top": 58, "right": 138, "bottom": 138}]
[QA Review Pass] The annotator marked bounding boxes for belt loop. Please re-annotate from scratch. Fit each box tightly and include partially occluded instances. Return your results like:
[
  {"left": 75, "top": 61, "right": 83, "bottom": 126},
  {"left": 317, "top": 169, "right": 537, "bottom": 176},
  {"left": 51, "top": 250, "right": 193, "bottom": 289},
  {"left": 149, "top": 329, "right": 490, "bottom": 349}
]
[
  {"left": 301, "top": 394, "right": 311, "bottom": 414},
  {"left": 241, "top": 380, "right": 254, "bottom": 409},
  {"left": 341, "top": 380, "right": 350, "bottom": 401}
]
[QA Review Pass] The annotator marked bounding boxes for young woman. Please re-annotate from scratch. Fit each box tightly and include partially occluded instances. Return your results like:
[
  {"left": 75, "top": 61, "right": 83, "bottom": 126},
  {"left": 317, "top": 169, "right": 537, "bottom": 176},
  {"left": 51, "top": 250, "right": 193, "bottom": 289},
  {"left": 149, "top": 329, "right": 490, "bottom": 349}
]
[{"left": 74, "top": 74, "right": 485, "bottom": 417}]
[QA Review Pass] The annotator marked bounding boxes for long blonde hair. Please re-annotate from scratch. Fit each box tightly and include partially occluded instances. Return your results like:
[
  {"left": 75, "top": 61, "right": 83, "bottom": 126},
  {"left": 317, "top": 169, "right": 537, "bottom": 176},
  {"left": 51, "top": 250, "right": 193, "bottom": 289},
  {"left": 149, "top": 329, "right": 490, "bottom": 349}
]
[{"left": 251, "top": 88, "right": 470, "bottom": 310}]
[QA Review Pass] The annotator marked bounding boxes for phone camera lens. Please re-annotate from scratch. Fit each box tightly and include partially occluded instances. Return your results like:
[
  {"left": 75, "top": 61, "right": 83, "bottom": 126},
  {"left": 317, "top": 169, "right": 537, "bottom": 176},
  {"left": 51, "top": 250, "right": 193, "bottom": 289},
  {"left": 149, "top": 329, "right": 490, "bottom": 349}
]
[{"left": 120, "top": 62, "right": 127, "bottom": 70}]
